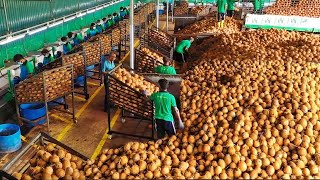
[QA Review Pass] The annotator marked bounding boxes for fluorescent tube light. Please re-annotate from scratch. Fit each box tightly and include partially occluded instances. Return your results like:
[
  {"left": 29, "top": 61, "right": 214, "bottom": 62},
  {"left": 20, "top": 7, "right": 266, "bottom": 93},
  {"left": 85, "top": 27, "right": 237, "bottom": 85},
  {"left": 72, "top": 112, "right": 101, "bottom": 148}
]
[
  {"left": 0, "top": 34, "right": 26, "bottom": 45},
  {"left": 87, "top": 9, "right": 96, "bottom": 14},
  {"left": 77, "top": 12, "right": 86, "bottom": 17},
  {"left": 96, "top": 6, "right": 103, "bottom": 11},
  {"left": 64, "top": 16, "right": 76, "bottom": 22},
  {"left": 48, "top": 20, "right": 63, "bottom": 28},
  {"left": 28, "top": 26, "right": 47, "bottom": 35}
]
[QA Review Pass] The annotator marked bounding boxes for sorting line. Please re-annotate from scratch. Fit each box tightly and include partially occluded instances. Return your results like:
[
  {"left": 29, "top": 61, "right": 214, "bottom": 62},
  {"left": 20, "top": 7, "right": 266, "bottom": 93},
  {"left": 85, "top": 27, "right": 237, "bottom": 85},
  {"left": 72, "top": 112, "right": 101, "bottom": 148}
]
[
  {"left": 90, "top": 108, "right": 121, "bottom": 160},
  {"left": 90, "top": 20, "right": 168, "bottom": 157}
]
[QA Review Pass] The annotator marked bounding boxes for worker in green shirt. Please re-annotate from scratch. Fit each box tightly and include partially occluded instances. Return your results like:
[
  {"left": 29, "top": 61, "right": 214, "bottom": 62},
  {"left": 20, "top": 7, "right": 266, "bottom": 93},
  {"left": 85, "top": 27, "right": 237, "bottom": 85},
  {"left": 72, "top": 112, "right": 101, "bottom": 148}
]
[
  {"left": 96, "top": 20, "right": 105, "bottom": 33},
  {"left": 13, "top": 54, "right": 35, "bottom": 81},
  {"left": 216, "top": 0, "right": 227, "bottom": 28},
  {"left": 253, "top": 0, "right": 264, "bottom": 13},
  {"left": 123, "top": 7, "right": 129, "bottom": 18},
  {"left": 61, "top": 36, "right": 73, "bottom": 55},
  {"left": 227, "top": 0, "right": 236, "bottom": 17},
  {"left": 174, "top": 37, "right": 194, "bottom": 63},
  {"left": 67, "top": 32, "right": 84, "bottom": 46},
  {"left": 155, "top": 58, "right": 177, "bottom": 75},
  {"left": 107, "top": 14, "right": 115, "bottom": 27},
  {"left": 41, "top": 49, "right": 54, "bottom": 66},
  {"left": 149, "top": 79, "right": 184, "bottom": 139},
  {"left": 86, "top": 23, "right": 100, "bottom": 38}
]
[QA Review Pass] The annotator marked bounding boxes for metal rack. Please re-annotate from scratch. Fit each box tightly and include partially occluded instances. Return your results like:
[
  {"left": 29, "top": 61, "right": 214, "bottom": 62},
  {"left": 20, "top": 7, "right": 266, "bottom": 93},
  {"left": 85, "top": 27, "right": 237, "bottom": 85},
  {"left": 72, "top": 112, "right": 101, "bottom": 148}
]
[
  {"left": 72, "top": 39, "right": 104, "bottom": 88},
  {"left": 141, "top": 26, "right": 175, "bottom": 59},
  {"left": 119, "top": 19, "right": 130, "bottom": 59},
  {"left": 174, "top": 6, "right": 211, "bottom": 31},
  {"left": 135, "top": 46, "right": 176, "bottom": 73},
  {"left": 134, "top": 2, "right": 156, "bottom": 37},
  {"left": 0, "top": 132, "right": 89, "bottom": 180},
  {"left": 61, "top": 51, "right": 90, "bottom": 100},
  {"left": 104, "top": 65, "right": 157, "bottom": 140},
  {"left": 14, "top": 65, "right": 76, "bottom": 132}
]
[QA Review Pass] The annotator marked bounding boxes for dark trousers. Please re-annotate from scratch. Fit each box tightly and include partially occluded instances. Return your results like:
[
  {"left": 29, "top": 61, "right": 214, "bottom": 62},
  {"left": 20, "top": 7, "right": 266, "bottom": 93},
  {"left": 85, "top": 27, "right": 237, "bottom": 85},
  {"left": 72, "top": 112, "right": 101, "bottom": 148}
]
[
  {"left": 218, "top": 13, "right": 225, "bottom": 21},
  {"left": 156, "top": 119, "right": 176, "bottom": 139},
  {"left": 174, "top": 51, "right": 185, "bottom": 63},
  {"left": 227, "top": 10, "right": 234, "bottom": 17}
]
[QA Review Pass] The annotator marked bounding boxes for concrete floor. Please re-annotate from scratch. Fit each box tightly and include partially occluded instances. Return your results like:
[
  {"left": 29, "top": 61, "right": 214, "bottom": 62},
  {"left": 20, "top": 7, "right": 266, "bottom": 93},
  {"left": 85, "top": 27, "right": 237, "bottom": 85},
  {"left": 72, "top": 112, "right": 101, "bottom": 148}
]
[{"left": 0, "top": 18, "right": 177, "bottom": 166}]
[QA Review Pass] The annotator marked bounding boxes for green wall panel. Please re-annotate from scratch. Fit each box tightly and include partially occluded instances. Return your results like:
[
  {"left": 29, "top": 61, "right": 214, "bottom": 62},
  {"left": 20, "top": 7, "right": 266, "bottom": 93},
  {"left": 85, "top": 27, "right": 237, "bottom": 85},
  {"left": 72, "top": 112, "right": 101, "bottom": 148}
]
[
  {"left": 6, "top": 0, "right": 51, "bottom": 34},
  {"left": 0, "top": 0, "right": 130, "bottom": 68}
]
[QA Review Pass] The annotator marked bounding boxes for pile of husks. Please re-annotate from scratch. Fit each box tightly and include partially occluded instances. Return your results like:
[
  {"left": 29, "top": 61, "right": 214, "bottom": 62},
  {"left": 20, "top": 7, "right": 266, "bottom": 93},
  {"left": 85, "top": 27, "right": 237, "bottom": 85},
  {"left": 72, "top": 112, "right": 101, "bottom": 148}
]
[
  {"left": 176, "top": 17, "right": 242, "bottom": 35},
  {"left": 15, "top": 29, "right": 320, "bottom": 179}
]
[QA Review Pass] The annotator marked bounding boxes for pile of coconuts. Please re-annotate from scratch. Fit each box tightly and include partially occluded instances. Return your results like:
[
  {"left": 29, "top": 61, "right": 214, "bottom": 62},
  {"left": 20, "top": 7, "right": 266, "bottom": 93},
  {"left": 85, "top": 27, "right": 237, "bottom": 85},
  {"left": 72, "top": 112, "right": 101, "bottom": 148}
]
[{"left": 15, "top": 29, "right": 320, "bottom": 179}]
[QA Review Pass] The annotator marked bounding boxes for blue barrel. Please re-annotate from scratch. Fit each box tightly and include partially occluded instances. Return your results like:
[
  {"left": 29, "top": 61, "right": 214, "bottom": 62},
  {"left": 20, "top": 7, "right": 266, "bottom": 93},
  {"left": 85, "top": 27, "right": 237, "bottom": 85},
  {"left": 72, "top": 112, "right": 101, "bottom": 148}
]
[
  {"left": 86, "top": 65, "right": 95, "bottom": 77},
  {"left": 48, "top": 97, "right": 65, "bottom": 107},
  {"left": 159, "top": 10, "right": 164, "bottom": 15},
  {"left": 75, "top": 76, "right": 85, "bottom": 86},
  {"left": 20, "top": 103, "right": 46, "bottom": 127},
  {"left": 0, "top": 124, "right": 22, "bottom": 153}
]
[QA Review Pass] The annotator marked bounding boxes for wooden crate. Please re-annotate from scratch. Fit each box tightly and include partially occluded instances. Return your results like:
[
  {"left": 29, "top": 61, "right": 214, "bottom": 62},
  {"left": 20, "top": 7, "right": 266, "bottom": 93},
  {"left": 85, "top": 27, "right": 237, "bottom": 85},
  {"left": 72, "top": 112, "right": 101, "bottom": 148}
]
[
  {"left": 135, "top": 49, "right": 164, "bottom": 73},
  {"left": 62, "top": 51, "right": 85, "bottom": 77},
  {"left": 82, "top": 41, "right": 101, "bottom": 66},
  {"left": 15, "top": 65, "right": 73, "bottom": 104},
  {"left": 0, "top": 132, "right": 88, "bottom": 179},
  {"left": 105, "top": 66, "right": 158, "bottom": 119}
]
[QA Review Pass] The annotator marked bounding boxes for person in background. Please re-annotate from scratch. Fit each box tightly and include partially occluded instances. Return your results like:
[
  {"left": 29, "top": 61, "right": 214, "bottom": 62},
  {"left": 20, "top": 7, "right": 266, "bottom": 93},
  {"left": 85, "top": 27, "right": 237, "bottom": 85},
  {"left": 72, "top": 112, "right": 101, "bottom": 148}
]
[
  {"left": 155, "top": 58, "right": 177, "bottom": 75},
  {"left": 113, "top": 12, "right": 119, "bottom": 24},
  {"left": 124, "top": 7, "right": 129, "bottom": 18},
  {"left": 96, "top": 20, "right": 105, "bottom": 33},
  {"left": 174, "top": 37, "right": 194, "bottom": 63},
  {"left": 61, "top": 36, "right": 73, "bottom": 54},
  {"left": 67, "top": 32, "right": 84, "bottom": 46},
  {"left": 227, "top": 0, "right": 236, "bottom": 17},
  {"left": 55, "top": 51, "right": 62, "bottom": 59},
  {"left": 13, "top": 54, "right": 35, "bottom": 81},
  {"left": 101, "top": 51, "right": 117, "bottom": 72},
  {"left": 120, "top": 7, "right": 126, "bottom": 19},
  {"left": 102, "top": 18, "right": 109, "bottom": 30},
  {"left": 149, "top": 79, "right": 184, "bottom": 139},
  {"left": 253, "top": 0, "right": 264, "bottom": 14},
  {"left": 163, "top": 0, "right": 172, "bottom": 12},
  {"left": 216, "top": 0, "right": 227, "bottom": 28},
  {"left": 86, "top": 23, "right": 99, "bottom": 38},
  {"left": 107, "top": 15, "right": 115, "bottom": 27},
  {"left": 41, "top": 49, "right": 54, "bottom": 66}
]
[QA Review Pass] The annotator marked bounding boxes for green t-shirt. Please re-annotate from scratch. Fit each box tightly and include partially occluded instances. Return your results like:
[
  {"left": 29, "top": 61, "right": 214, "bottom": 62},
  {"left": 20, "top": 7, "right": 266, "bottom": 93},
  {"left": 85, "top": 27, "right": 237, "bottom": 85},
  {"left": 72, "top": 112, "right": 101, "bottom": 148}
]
[
  {"left": 175, "top": 40, "right": 191, "bottom": 54},
  {"left": 217, "top": 0, "right": 227, "bottom": 13},
  {"left": 227, "top": 0, "right": 235, "bottom": 10},
  {"left": 76, "top": 33, "right": 84, "bottom": 42},
  {"left": 150, "top": 92, "right": 177, "bottom": 121},
  {"left": 49, "top": 55, "right": 55, "bottom": 63},
  {"left": 155, "top": 65, "right": 177, "bottom": 75},
  {"left": 26, "top": 61, "right": 35, "bottom": 74}
]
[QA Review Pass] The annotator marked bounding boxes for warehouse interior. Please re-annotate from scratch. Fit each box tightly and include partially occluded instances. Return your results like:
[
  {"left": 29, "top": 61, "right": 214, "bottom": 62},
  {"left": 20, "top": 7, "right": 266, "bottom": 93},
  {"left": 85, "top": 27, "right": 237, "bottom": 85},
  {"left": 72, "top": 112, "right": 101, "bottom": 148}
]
[{"left": 0, "top": 0, "right": 320, "bottom": 179}]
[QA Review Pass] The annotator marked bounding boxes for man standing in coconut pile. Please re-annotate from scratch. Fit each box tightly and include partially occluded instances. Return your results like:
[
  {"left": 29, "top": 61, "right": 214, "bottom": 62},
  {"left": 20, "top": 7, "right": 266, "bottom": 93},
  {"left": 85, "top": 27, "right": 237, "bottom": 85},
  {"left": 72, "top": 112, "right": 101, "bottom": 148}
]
[
  {"left": 216, "top": 0, "right": 227, "bottom": 28},
  {"left": 227, "top": 0, "right": 236, "bottom": 17},
  {"left": 150, "top": 79, "right": 184, "bottom": 139}
]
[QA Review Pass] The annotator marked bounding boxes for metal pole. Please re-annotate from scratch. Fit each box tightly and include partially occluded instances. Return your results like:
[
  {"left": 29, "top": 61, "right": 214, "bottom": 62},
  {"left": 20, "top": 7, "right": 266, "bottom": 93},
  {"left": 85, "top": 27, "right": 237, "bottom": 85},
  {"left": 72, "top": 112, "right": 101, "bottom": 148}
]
[
  {"left": 156, "top": 0, "right": 159, "bottom": 28},
  {"left": 130, "top": 0, "right": 134, "bottom": 69},
  {"left": 171, "top": 0, "right": 174, "bottom": 22},
  {"left": 2, "top": 0, "right": 10, "bottom": 34},
  {"left": 166, "top": 0, "right": 169, "bottom": 32}
]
